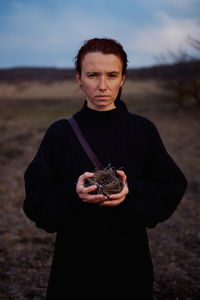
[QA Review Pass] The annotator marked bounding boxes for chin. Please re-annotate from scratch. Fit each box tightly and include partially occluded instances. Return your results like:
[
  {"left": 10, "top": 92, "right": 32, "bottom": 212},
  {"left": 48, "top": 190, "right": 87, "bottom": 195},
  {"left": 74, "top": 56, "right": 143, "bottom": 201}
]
[
  {"left": 96, "top": 102, "right": 115, "bottom": 111},
  {"left": 97, "top": 102, "right": 111, "bottom": 108},
  {"left": 87, "top": 98, "right": 115, "bottom": 110}
]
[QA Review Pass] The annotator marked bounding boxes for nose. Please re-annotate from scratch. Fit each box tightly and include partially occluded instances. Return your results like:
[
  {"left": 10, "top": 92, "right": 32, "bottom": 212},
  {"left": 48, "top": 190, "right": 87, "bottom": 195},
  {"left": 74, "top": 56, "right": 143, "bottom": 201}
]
[{"left": 98, "top": 76, "right": 107, "bottom": 91}]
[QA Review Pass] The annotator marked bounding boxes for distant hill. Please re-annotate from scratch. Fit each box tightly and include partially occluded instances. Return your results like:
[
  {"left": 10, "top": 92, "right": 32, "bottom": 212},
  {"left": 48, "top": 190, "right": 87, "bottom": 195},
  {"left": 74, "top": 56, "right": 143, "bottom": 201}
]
[
  {"left": 0, "top": 61, "right": 200, "bottom": 82},
  {"left": 0, "top": 67, "right": 75, "bottom": 82},
  {"left": 127, "top": 60, "right": 200, "bottom": 80}
]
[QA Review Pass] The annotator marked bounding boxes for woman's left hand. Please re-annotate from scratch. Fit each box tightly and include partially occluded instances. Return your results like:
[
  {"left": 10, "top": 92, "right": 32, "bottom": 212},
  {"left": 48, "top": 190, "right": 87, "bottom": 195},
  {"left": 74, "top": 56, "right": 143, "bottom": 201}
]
[{"left": 100, "top": 170, "right": 129, "bottom": 207}]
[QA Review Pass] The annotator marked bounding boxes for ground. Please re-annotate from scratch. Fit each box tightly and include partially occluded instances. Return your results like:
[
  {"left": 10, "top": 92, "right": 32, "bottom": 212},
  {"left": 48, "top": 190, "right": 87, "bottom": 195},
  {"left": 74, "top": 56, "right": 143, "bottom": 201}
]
[{"left": 0, "top": 79, "right": 200, "bottom": 299}]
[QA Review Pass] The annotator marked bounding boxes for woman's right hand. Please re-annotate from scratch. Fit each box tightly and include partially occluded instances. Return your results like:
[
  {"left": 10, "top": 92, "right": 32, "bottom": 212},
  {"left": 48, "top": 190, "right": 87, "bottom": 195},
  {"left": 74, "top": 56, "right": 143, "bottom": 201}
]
[{"left": 76, "top": 172, "right": 107, "bottom": 205}]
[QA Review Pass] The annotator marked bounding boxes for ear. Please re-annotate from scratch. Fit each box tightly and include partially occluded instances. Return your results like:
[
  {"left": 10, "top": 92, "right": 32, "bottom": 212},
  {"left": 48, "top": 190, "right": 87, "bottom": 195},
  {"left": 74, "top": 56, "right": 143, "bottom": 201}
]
[
  {"left": 120, "top": 73, "right": 126, "bottom": 87},
  {"left": 76, "top": 72, "right": 82, "bottom": 87}
]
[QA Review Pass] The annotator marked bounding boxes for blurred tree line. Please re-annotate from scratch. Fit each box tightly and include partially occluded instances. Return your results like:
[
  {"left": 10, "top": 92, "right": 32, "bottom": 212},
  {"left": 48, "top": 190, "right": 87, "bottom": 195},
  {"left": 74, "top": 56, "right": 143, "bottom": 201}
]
[
  {"left": 0, "top": 36, "right": 199, "bottom": 109},
  {"left": 155, "top": 36, "right": 200, "bottom": 108}
]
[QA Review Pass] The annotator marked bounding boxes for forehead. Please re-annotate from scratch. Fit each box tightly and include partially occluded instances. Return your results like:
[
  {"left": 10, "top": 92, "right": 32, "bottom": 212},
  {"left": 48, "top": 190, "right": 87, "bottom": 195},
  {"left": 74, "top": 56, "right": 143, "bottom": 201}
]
[{"left": 81, "top": 52, "right": 123, "bottom": 72}]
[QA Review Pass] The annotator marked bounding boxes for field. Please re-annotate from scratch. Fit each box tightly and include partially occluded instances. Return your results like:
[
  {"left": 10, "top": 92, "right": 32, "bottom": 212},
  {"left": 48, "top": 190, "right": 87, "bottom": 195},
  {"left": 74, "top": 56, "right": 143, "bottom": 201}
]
[{"left": 0, "top": 79, "right": 200, "bottom": 300}]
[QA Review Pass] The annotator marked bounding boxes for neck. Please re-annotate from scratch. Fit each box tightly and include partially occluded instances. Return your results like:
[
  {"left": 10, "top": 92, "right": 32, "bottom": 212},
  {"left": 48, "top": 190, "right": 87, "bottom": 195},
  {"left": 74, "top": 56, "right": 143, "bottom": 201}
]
[{"left": 86, "top": 101, "right": 116, "bottom": 112}]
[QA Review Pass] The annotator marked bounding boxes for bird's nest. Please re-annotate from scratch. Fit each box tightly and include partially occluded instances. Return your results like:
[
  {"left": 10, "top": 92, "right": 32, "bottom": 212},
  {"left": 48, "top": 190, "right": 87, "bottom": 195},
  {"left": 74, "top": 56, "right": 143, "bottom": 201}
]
[{"left": 85, "top": 165, "right": 123, "bottom": 198}]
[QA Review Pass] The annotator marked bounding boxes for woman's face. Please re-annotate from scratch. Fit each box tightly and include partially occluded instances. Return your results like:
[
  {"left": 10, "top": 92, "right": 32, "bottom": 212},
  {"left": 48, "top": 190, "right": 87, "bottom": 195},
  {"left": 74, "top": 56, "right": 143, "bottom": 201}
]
[{"left": 76, "top": 52, "right": 126, "bottom": 111}]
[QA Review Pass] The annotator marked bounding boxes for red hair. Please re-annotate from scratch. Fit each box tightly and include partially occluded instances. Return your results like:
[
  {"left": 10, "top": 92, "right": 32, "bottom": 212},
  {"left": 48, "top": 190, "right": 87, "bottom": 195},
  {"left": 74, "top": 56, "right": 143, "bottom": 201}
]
[{"left": 75, "top": 38, "right": 128, "bottom": 75}]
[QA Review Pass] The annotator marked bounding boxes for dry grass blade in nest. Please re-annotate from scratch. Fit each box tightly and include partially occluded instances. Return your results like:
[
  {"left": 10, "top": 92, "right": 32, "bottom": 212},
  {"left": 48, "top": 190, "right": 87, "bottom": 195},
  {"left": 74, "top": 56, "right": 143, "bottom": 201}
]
[{"left": 85, "top": 165, "right": 123, "bottom": 198}]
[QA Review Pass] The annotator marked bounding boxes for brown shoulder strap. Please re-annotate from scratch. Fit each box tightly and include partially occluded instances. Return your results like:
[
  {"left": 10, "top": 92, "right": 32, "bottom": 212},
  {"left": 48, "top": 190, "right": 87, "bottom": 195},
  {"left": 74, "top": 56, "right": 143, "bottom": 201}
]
[{"left": 68, "top": 116, "right": 104, "bottom": 170}]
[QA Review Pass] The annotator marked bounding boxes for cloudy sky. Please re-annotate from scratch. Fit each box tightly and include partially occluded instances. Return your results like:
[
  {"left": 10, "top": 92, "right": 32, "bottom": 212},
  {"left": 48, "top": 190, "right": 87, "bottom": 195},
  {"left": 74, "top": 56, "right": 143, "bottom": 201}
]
[{"left": 0, "top": 0, "right": 200, "bottom": 68}]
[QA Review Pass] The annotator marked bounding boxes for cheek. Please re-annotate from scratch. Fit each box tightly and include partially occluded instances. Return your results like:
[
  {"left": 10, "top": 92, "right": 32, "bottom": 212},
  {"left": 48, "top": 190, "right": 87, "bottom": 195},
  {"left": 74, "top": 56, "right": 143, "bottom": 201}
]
[
  {"left": 113, "top": 82, "right": 122, "bottom": 92},
  {"left": 82, "top": 82, "right": 96, "bottom": 94}
]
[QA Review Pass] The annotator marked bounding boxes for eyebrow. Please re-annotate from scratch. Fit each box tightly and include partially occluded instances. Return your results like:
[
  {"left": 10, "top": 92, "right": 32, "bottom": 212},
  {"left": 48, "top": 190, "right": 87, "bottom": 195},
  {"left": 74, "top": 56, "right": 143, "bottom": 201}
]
[
  {"left": 108, "top": 71, "right": 120, "bottom": 74},
  {"left": 86, "top": 71, "right": 120, "bottom": 74}
]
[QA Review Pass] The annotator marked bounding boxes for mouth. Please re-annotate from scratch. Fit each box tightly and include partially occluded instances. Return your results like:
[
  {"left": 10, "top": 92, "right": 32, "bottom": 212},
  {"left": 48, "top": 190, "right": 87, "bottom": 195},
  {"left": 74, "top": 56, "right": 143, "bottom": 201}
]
[{"left": 95, "top": 95, "right": 110, "bottom": 98}]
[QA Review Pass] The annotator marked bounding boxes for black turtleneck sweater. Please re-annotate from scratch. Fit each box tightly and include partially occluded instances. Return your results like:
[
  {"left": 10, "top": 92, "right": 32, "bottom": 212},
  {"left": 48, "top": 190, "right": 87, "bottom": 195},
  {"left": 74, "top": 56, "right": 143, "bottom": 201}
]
[{"left": 23, "top": 99, "right": 187, "bottom": 299}]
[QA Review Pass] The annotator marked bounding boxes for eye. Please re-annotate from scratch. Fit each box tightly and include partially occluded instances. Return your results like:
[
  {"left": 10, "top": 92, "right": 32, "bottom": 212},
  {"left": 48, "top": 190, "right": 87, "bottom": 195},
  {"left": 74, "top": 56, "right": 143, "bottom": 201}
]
[
  {"left": 88, "top": 73, "right": 97, "bottom": 78},
  {"left": 109, "top": 73, "right": 117, "bottom": 78}
]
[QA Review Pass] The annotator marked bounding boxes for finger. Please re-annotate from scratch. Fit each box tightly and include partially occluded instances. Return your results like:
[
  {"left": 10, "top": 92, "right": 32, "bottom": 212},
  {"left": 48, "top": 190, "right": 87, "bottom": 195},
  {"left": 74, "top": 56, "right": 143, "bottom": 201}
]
[
  {"left": 116, "top": 170, "right": 127, "bottom": 183},
  {"left": 82, "top": 184, "right": 97, "bottom": 194},
  {"left": 77, "top": 185, "right": 97, "bottom": 196},
  {"left": 108, "top": 186, "right": 128, "bottom": 200},
  {"left": 82, "top": 193, "right": 107, "bottom": 202},
  {"left": 79, "top": 172, "right": 94, "bottom": 183},
  {"left": 108, "top": 191, "right": 123, "bottom": 199},
  {"left": 76, "top": 172, "right": 95, "bottom": 193},
  {"left": 101, "top": 198, "right": 123, "bottom": 207}
]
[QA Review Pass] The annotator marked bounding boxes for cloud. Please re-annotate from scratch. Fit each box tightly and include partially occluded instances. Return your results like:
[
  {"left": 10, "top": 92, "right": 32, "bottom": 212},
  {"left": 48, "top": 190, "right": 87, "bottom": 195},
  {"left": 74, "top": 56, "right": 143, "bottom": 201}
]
[
  {"left": 0, "top": 1, "right": 200, "bottom": 67},
  {"left": 164, "top": 0, "right": 198, "bottom": 8},
  {"left": 0, "top": 2, "right": 121, "bottom": 54},
  {"left": 128, "top": 12, "right": 200, "bottom": 56}
]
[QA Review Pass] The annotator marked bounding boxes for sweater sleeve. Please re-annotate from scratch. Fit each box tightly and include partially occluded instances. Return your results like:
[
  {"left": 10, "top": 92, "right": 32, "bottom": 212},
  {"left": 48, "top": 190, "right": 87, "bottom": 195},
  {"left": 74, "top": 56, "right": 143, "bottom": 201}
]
[
  {"left": 126, "top": 123, "right": 188, "bottom": 228},
  {"left": 23, "top": 123, "right": 80, "bottom": 233}
]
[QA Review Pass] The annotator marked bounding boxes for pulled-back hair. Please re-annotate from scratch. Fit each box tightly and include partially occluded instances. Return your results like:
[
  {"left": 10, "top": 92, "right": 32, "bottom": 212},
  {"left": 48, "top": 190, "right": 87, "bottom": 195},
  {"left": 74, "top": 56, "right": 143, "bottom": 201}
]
[{"left": 75, "top": 38, "right": 128, "bottom": 75}]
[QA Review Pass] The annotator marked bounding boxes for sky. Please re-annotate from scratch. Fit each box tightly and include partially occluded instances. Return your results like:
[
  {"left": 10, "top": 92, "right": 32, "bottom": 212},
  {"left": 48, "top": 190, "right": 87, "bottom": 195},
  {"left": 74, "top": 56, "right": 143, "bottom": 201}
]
[{"left": 0, "top": 0, "right": 200, "bottom": 69}]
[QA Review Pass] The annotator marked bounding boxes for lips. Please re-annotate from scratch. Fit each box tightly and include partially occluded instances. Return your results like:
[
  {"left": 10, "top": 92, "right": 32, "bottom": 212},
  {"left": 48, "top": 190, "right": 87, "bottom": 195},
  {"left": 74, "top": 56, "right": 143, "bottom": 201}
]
[{"left": 95, "top": 95, "right": 110, "bottom": 98}]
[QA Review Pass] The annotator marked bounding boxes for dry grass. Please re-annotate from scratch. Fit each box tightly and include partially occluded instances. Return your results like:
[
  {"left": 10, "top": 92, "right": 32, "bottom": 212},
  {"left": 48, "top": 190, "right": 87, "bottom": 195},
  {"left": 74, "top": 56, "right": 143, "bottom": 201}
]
[
  {"left": 0, "top": 79, "right": 200, "bottom": 299},
  {"left": 0, "top": 80, "right": 82, "bottom": 100},
  {"left": 85, "top": 165, "right": 123, "bottom": 196},
  {"left": 0, "top": 79, "right": 162, "bottom": 101}
]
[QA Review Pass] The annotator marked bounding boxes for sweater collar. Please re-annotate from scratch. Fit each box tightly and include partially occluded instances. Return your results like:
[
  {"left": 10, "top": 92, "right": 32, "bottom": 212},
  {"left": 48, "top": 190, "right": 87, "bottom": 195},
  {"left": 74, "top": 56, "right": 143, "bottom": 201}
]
[{"left": 77, "top": 98, "right": 128, "bottom": 122}]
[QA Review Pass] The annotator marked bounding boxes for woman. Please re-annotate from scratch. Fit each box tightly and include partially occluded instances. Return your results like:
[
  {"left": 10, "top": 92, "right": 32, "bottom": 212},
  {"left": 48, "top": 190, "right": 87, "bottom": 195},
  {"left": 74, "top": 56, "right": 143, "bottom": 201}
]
[{"left": 23, "top": 38, "right": 187, "bottom": 299}]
